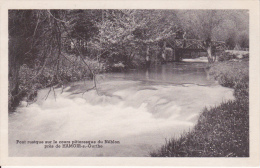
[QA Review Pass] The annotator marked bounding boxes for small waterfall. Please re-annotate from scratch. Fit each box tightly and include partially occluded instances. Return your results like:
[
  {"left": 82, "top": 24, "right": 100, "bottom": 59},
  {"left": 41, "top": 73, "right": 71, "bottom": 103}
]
[{"left": 9, "top": 62, "right": 235, "bottom": 157}]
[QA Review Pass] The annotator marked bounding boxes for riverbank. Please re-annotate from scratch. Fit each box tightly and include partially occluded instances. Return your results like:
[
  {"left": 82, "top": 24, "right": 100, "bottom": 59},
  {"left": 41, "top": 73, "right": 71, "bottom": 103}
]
[
  {"left": 8, "top": 54, "right": 108, "bottom": 112},
  {"left": 9, "top": 51, "right": 150, "bottom": 112},
  {"left": 150, "top": 59, "right": 249, "bottom": 157},
  {"left": 9, "top": 61, "right": 235, "bottom": 157}
]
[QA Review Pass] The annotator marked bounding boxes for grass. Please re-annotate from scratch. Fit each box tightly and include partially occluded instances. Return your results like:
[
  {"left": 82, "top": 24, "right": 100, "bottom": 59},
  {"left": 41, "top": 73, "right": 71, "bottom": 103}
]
[
  {"left": 9, "top": 54, "right": 106, "bottom": 111},
  {"left": 151, "top": 60, "right": 249, "bottom": 157},
  {"left": 210, "top": 60, "right": 249, "bottom": 101}
]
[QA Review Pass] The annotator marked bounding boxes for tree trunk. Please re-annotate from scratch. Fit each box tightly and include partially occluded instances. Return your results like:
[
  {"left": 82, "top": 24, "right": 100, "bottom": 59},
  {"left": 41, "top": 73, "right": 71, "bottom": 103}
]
[
  {"left": 205, "top": 38, "right": 214, "bottom": 64},
  {"left": 206, "top": 45, "right": 213, "bottom": 63},
  {"left": 145, "top": 45, "right": 151, "bottom": 68},
  {"left": 9, "top": 37, "right": 24, "bottom": 110},
  {"left": 9, "top": 52, "right": 20, "bottom": 96},
  {"left": 162, "top": 41, "right": 166, "bottom": 63}
]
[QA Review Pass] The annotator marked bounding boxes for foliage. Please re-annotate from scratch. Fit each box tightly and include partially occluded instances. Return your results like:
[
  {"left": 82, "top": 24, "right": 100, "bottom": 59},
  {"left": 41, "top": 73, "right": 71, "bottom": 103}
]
[
  {"left": 218, "top": 52, "right": 237, "bottom": 62},
  {"left": 177, "top": 10, "right": 223, "bottom": 40},
  {"left": 8, "top": 9, "right": 249, "bottom": 111},
  {"left": 218, "top": 51, "right": 249, "bottom": 62},
  {"left": 209, "top": 61, "right": 249, "bottom": 87},
  {"left": 151, "top": 100, "right": 249, "bottom": 157},
  {"left": 210, "top": 61, "right": 249, "bottom": 101},
  {"left": 89, "top": 10, "right": 177, "bottom": 67},
  {"left": 151, "top": 60, "right": 249, "bottom": 157},
  {"left": 176, "top": 10, "right": 249, "bottom": 44},
  {"left": 68, "top": 10, "right": 100, "bottom": 40},
  {"left": 9, "top": 10, "right": 66, "bottom": 110},
  {"left": 8, "top": 10, "right": 101, "bottom": 111},
  {"left": 175, "top": 10, "right": 249, "bottom": 63},
  {"left": 16, "top": 54, "right": 105, "bottom": 106}
]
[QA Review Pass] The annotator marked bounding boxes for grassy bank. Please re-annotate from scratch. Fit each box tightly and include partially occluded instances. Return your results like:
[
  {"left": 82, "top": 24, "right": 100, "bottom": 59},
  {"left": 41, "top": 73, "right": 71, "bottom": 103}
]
[
  {"left": 9, "top": 54, "right": 106, "bottom": 111},
  {"left": 151, "top": 60, "right": 249, "bottom": 157}
]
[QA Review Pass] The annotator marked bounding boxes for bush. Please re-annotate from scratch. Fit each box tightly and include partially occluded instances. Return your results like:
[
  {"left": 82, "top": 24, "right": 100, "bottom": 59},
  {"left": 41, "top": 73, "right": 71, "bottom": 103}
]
[
  {"left": 218, "top": 52, "right": 236, "bottom": 62},
  {"left": 151, "top": 60, "right": 249, "bottom": 157},
  {"left": 209, "top": 61, "right": 249, "bottom": 100},
  {"left": 218, "top": 51, "right": 250, "bottom": 62},
  {"left": 151, "top": 100, "right": 249, "bottom": 157},
  {"left": 12, "top": 54, "right": 106, "bottom": 109}
]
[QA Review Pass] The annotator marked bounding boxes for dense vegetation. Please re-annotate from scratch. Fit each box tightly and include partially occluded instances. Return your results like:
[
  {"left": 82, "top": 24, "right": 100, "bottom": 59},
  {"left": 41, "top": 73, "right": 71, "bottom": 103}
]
[
  {"left": 150, "top": 59, "right": 249, "bottom": 157},
  {"left": 8, "top": 9, "right": 250, "bottom": 157},
  {"left": 9, "top": 10, "right": 249, "bottom": 112}
]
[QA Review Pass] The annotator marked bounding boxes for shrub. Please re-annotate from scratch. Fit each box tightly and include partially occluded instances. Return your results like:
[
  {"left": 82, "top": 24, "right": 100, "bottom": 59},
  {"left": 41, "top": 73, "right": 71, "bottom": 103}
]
[
  {"left": 151, "top": 60, "right": 249, "bottom": 157},
  {"left": 151, "top": 100, "right": 249, "bottom": 157},
  {"left": 218, "top": 52, "right": 236, "bottom": 62},
  {"left": 209, "top": 61, "right": 249, "bottom": 100},
  {"left": 151, "top": 101, "right": 249, "bottom": 157},
  {"left": 12, "top": 54, "right": 106, "bottom": 109}
]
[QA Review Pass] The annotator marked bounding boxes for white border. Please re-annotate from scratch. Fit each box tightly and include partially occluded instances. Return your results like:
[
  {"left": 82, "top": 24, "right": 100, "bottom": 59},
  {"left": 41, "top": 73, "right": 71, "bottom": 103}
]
[{"left": 0, "top": 0, "right": 259, "bottom": 166}]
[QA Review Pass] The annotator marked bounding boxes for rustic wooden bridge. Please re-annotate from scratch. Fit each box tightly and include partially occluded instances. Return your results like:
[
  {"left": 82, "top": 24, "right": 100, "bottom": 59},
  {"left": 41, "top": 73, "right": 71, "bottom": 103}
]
[{"left": 163, "top": 39, "right": 227, "bottom": 61}]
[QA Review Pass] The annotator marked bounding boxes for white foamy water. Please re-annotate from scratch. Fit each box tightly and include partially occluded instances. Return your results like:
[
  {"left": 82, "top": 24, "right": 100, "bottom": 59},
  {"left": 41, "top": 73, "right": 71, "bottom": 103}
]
[{"left": 9, "top": 78, "right": 234, "bottom": 157}]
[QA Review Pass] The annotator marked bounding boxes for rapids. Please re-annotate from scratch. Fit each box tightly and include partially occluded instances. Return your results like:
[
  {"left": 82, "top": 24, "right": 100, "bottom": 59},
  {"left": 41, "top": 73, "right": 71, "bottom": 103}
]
[{"left": 9, "top": 62, "right": 234, "bottom": 156}]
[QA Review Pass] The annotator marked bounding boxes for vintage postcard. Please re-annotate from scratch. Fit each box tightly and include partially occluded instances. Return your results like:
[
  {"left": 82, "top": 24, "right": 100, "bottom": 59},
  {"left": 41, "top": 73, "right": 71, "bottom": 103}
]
[{"left": 0, "top": 0, "right": 259, "bottom": 166}]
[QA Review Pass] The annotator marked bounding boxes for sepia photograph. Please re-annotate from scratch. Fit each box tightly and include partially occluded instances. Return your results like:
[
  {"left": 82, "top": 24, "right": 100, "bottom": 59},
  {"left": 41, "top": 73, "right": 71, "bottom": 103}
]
[
  {"left": 1, "top": 0, "right": 259, "bottom": 166},
  {"left": 7, "top": 8, "right": 250, "bottom": 157}
]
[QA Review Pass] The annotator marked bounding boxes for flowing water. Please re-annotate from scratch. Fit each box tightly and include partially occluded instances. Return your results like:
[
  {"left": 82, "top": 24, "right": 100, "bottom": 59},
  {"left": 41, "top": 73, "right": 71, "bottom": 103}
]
[{"left": 9, "top": 62, "right": 234, "bottom": 157}]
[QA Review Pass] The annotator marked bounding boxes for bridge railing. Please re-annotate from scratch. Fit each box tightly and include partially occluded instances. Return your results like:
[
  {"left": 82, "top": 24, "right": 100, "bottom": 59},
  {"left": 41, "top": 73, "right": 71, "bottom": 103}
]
[{"left": 172, "top": 39, "right": 227, "bottom": 51}]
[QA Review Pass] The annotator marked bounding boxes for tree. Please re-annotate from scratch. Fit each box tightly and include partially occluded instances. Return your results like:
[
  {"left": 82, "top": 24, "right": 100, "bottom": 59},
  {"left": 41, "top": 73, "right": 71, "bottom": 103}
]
[
  {"left": 213, "top": 10, "right": 249, "bottom": 49},
  {"left": 176, "top": 10, "right": 228, "bottom": 63},
  {"left": 67, "top": 10, "right": 101, "bottom": 54},
  {"left": 176, "top": 10, "right": 248, "bottom": 63},
  {"left": 91, "top": 10, "right": 177, "bottom": 67},
  {"left": 8, "top": 10, "right": 98, "bottom": 111},
  {"left": 9, "top": 10, "right": 40, "bottom": 108}
]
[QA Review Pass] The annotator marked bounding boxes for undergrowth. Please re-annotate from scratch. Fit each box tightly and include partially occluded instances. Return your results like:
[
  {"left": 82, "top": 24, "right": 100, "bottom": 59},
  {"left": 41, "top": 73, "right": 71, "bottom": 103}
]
[
  {"left": 9, "top": 54, "right": 106, "bottom": 111},
  {"left": 151, "top": 60, "right": 249, "bottom": 157}
]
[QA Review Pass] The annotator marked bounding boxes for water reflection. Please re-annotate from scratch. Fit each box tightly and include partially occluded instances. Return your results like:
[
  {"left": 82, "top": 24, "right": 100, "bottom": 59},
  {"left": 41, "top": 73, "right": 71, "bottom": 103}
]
[{"left": 106, "top": 62, "right": 216, "bottom": 86}]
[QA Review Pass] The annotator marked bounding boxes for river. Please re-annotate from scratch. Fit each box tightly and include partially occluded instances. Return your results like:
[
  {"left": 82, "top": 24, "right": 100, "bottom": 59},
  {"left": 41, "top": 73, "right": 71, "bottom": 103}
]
[{"left": 9, "top": 62, "right": 234, "bottom": 157}]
